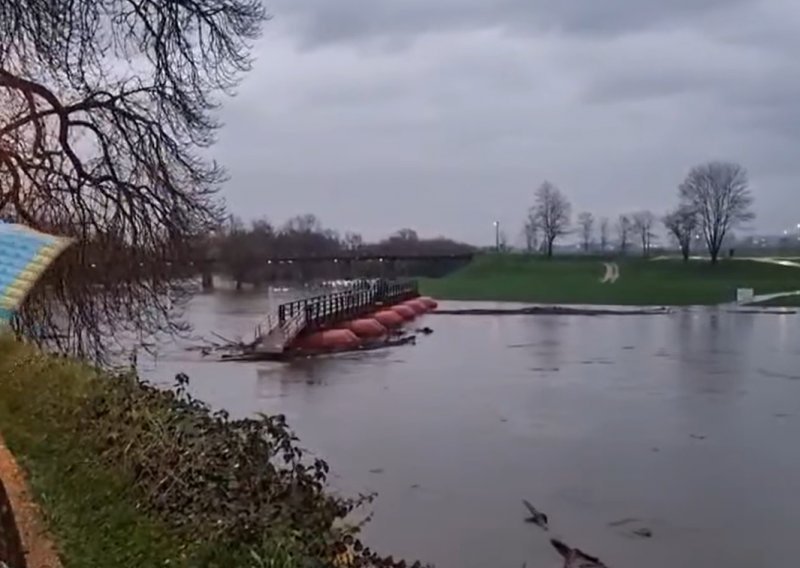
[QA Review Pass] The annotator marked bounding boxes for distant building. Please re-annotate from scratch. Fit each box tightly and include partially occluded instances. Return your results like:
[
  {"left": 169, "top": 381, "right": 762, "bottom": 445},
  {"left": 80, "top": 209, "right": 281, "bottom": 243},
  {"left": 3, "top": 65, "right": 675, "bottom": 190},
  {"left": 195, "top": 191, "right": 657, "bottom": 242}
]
[{"left": 741, "top": 234, "right": 799, "bottom": 249}]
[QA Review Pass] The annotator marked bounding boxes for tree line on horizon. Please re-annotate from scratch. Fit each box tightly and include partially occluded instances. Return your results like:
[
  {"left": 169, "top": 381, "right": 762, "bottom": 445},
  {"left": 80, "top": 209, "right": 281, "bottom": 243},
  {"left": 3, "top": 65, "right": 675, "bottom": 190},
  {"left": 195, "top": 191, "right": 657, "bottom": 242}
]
[
  {"left": 208, "top": 214, "right": 475, "bottom": 287},
  {"left": 520, "top": 160, "right": 755, "bottom": 263}
]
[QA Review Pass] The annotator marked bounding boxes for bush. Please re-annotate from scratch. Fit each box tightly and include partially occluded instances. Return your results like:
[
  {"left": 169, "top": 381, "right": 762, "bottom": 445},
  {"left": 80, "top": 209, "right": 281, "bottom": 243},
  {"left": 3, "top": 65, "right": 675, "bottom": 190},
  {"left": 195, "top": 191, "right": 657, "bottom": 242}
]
[{"left": 0, "top": 338, "right": 422, "bottom": 567}]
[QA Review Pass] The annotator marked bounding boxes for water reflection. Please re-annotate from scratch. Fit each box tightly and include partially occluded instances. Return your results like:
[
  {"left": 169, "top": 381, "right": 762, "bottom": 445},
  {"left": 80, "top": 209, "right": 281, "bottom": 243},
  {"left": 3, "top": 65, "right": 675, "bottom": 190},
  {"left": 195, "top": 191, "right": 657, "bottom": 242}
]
[{"left": 141, "top": 296, "right": 800, "bottom": 568}]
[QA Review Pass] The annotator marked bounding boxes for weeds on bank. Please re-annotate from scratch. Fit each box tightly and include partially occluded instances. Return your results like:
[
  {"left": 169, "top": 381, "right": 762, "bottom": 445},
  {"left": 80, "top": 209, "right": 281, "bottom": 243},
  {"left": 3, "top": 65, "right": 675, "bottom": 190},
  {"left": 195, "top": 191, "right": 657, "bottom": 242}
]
[{"left": 0, "top": 338, "right": 422, "bottom": 567}]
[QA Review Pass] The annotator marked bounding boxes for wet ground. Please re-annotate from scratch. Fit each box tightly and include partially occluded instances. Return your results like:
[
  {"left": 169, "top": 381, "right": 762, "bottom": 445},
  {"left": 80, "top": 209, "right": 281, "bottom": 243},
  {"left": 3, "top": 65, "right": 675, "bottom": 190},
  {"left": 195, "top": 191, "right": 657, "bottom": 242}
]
[{"left": 141, "top": 290, "right": 800, "bottom": 568}]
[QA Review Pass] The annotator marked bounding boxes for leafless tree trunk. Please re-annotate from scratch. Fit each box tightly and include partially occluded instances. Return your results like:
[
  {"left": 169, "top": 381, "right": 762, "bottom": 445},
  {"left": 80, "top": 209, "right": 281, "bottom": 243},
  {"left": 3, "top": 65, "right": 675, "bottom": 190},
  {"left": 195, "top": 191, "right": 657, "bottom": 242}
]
[
  {"left": 0, "top": 0, "right": 265, "bottom": 361},
  {"left": 344, "top": 232, "right": 364, "bottom": 251},
  {"left": 498, "top": 230, "right": 509, "bottom": 252},
  {"left": 532, "top": 181, "right": 571, "bottom": 258},
  {"left": 679, "top": 161, "right": 754, "bottom": 264},
  {"left": 599, "top": 217, "right": 610, "bottom": 252},
  {"left": 578, "top": 212, "right": 594, "bottom": 253},
  {"left": 616, "top": 215, "right": 631, "bottom": 255},
  {"left": 631, "top": 211, "right": 657, "bottom": 257},
  {"left": 523, "top": 209, "right": 539, "bottom": 254},
  {"left": 663, "top": 206, "right": 698, "bottom": 262}
]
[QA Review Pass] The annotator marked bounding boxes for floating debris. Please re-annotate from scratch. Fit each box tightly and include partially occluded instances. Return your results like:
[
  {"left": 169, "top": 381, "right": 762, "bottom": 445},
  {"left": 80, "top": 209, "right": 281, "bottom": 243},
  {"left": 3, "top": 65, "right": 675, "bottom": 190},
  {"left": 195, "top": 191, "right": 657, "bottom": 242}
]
[
  {"left": 522, "top": 499, "right": 548, "bottom": 530},
  {"left": 608, "top": 518, "right": 641, "bottom": 528},
  {"left": 550, "top": 539, "right": 609, "bottom": 568},
  {"left": 608, "top": 518, "right": 653, "bottom": 539},
  {"left": 690, "top": 434, "right": 707, "bottom": 440},
  {"left": 433, "top": 306, "right": 669, "bottom": 316},
  {"left": 758, "top": 368, "right": 800, "bottom": 381},
  {"left": 632, "top": 528, "right": 653, "bottom": 539}
]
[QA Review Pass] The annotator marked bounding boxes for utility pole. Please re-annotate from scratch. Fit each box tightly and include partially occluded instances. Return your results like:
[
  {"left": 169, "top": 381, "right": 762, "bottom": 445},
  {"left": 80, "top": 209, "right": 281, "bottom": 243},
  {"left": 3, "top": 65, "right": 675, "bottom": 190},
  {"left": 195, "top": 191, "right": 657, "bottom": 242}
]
[{"left": 493, "top": 221, "right": 500, "bottom": 252}]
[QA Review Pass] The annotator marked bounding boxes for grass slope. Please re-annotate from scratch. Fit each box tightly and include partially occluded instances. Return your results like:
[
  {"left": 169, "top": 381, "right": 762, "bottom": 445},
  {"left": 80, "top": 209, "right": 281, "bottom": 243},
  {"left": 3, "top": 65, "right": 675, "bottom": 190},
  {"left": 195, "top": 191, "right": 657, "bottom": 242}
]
[
  {"left": 0, "top": 339, "right": 186, "bottom": 567},
  {"left": 420, "top": 255, "right": 800, "bottom": 306},
  {"left": 0, "top": 338, "right": 396, "bottom": 568}
]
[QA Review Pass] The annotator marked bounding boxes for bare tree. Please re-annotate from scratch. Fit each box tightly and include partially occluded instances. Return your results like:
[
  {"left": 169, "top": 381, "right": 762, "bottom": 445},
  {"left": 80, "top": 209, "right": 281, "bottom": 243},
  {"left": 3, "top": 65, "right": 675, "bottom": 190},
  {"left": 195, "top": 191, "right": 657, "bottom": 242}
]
[
  {"left": 599, "top": 217, "right": 610, "bottom": 252},
  {"left": 523, "top": 209, "right": 539, "bottom": 253},
  {"left": 284, "top": 214, "right": 324, "bottom": 234},
  {"left": 498, "top": 230, "right": 509, "bottom": 252},
  {"left": 343, "top": 232, "right": 364, "bottom": 251},
  {"left": 631, "top": 211, "right": 657, "bottom": 257},
  {"left": 219, "top": 216, "right": 246, "bottom": 289},
  {"left": 392, "top": 228, "right": 419, "bottom": 242},
  {"left": 577, "top": 212, "right": 594, "bottom": 253},
  {"left": 533, "top": 181, "right": 571, "bottom": 258},
  {"left": 1, "top": 0, "right": 265, "bottom": 360},
  {"left": 663, "top": 205, "right": 698, "bottom": 262},
  {"left": 616, "top": 215, "right": 632, "bottom": 254},
  {"left": 679, "top": 161, "right": 755, "bottom": 263}
]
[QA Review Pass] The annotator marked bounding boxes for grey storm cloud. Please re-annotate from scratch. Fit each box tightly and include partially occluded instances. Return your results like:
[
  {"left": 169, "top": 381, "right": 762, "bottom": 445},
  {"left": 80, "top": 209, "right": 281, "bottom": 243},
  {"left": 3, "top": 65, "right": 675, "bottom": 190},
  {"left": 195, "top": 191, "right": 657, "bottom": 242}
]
[
  {"left": 215, "top": 0, "right": 800, "bottom": 244},
  {"left": 272, "top": 0, "right": 749, "bottom": 45}
]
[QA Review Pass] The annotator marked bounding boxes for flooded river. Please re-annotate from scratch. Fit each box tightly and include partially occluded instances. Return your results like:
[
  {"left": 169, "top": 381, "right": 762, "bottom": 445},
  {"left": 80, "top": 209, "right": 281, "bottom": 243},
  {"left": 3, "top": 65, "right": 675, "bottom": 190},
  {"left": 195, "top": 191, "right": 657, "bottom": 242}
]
[{"left": 141, "top": 290, "right": 800, "bottom": 568}]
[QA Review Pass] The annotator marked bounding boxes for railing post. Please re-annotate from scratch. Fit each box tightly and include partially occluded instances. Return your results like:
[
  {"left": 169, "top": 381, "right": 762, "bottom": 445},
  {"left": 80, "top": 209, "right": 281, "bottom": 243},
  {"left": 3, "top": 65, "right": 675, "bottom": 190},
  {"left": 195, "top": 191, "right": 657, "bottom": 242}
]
[{"left": 272, "top": 276, "right": 422, "bottom": 337}]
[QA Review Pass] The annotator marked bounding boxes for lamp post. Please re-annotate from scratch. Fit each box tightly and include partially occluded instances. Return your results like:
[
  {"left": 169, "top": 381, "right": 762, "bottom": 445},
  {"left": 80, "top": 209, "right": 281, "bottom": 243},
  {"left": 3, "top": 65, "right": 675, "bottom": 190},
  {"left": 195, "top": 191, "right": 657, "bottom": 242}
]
[{"left": 493, "top": 221, "right": 500, "bottom": 252}]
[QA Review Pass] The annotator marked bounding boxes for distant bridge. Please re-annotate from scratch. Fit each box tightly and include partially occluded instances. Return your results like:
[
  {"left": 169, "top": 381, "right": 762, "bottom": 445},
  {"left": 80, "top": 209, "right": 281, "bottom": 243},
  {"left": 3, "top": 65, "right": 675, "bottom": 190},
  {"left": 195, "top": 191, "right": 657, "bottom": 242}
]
[
  {"left": 201, "top": 252, "right": 474, "bottom": 264},
  {"left": 198, "top": 252, "right": 474, "bottom": 289}
]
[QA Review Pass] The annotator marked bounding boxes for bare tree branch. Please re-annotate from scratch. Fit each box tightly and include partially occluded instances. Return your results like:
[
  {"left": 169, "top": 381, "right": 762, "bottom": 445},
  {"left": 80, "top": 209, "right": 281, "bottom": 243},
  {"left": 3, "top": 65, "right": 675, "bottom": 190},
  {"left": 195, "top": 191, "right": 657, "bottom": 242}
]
[
  {"left": 663, "top": 205, "right": 699, "bottom": 262},
  {"left": 616, "top": 214, "right": 631, "bottom": 255},
  {"left": 0, "top": 0, "right": 266, "bottom": 361},
  {"left": 599, "top": 217, "right": 609, "bottom": 252},
  {"left": 523, "top": 208, "right": 539, "bottom": 254},
  {"left": 631, "top": 211, "right": 657, "bottom": 257},
  {"left": 532, "top": 181, "right": 571, "bottom": 258},
  {"left": 577, "top": 212, "right": 594, "bottom": 253},
  {"left": 678, "top": 161, "right": 754, "bottom": 264}
]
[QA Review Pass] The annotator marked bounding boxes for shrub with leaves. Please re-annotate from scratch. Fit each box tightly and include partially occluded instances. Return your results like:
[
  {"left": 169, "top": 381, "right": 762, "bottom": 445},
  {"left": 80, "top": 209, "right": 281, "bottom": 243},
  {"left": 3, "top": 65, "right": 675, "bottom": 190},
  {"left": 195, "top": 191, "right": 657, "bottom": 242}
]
[{"left": 0, "top": 338, "right": 425, "bottom": 567}]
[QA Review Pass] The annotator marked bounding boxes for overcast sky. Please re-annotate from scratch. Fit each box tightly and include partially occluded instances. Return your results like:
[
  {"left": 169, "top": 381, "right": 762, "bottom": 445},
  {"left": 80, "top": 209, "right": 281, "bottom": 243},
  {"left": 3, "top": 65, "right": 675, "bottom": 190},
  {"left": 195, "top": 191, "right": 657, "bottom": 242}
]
[{"left": 215, "top": 0, "right": 800, "bottom": 245}]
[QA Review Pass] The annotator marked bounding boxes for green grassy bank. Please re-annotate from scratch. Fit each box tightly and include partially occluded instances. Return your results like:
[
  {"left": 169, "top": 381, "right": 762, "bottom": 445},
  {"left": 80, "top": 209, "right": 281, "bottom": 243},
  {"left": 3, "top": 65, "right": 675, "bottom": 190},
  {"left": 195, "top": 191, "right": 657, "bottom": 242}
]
[
  {"left": 0, "top": 337, "right": 409, "bottom": 568},
  {"left": 420, "top": 255, "right": 800, "bottom": 306}
]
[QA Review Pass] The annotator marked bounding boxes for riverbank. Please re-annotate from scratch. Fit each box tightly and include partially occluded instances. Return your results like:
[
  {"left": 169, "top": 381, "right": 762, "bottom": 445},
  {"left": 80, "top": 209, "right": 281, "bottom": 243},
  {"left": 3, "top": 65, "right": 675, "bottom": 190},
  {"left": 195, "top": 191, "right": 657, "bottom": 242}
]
[
  {"left": 0, "top": 337, "right": 409, "bottom": 568},
  {"left": 420, "top": 255, "right": 800, "bottom": 305}
]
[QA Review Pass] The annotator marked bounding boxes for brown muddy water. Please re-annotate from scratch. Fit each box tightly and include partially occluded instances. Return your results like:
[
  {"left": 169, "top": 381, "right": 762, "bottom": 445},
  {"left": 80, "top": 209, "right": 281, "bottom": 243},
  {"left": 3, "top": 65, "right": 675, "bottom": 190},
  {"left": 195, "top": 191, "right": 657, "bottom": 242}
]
[{"left": 140, "top": 290, "right": 800, "bottom": 568}]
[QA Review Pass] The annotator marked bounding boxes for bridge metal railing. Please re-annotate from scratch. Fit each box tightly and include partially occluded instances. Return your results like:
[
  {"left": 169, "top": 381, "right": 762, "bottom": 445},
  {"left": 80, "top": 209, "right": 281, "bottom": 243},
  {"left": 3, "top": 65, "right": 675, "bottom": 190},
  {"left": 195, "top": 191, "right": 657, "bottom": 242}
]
[
  {"left": 277, "top": 279, "right": 418, "bottom": 330},
  {"left": 254, "top": 279, "right": 418, "bottom": 351}
]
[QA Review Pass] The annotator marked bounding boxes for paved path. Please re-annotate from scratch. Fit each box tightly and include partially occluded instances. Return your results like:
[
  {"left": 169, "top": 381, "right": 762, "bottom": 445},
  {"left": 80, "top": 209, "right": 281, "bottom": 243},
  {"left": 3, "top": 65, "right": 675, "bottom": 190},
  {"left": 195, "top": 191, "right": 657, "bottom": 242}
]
[
  {"left": 747, "top": 290, "right": 800, "bottom": 305},
  {"left": 600, "top": 262, "right": 620, "bottom": 284},
  {"left": 731, "top": 258, "right": 800, "bottom": 306},
  {"left": 748, "top": 257, "right": 800, "bottom": 269},
  {"left": 0, "top": 434, "right": 62, "bottom": 568}
]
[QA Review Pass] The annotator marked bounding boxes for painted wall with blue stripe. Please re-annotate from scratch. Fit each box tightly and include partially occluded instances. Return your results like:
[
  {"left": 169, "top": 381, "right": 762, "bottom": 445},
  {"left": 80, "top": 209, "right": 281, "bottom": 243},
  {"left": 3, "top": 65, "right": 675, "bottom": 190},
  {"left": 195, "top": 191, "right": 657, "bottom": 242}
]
[{"left": 0, "top": 222, "right": 72, "bottom": 323}]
